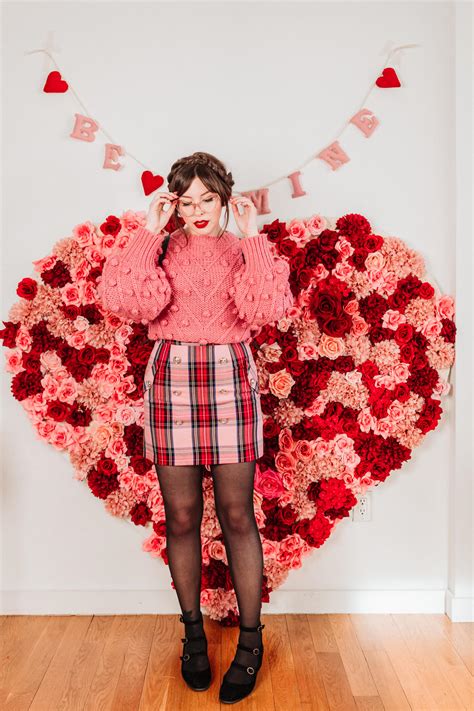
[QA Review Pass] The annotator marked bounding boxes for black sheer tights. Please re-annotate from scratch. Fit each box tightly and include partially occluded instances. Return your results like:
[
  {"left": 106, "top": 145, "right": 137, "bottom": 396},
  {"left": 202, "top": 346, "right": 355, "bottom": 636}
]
[{"left": 155, "top": 460, "right": 264, "bottom": 682}]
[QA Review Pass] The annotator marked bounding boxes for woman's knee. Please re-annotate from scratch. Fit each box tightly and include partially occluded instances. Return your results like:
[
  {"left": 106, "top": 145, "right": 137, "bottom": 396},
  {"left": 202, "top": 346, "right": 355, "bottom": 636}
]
[
  {"left": 165, "top": 501, "right": 203, "bottom": 536},
  {"left": 217, "top": 502, "right": 255, "bottom": 535}
]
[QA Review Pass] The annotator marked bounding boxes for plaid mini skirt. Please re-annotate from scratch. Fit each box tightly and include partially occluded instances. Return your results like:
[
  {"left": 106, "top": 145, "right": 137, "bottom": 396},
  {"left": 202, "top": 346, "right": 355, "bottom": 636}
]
[{"left": 143, "top": 338, "right": 264, "bottom": 469}]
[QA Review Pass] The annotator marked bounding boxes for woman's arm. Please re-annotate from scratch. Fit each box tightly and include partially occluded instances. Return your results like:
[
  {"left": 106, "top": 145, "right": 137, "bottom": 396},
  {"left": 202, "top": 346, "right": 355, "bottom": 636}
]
[
  {"left": 97, "top": 225, "right": 172, "bottom": 322},
  {"left": 229, "top": 232, "right": 294, "bottom": 328}
]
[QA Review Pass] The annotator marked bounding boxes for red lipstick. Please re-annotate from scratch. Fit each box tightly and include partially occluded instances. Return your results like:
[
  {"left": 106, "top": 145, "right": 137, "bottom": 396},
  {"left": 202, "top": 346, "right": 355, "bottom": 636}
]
[{"left": 194, "top": 220, "right": 209, "bottom": 228}]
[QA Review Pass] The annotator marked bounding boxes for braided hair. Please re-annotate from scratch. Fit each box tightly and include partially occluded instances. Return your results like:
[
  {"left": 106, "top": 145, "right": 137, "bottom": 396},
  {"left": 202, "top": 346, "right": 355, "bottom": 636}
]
[{"left": 167, "top": 151, "right": 235, "bottom": 245}]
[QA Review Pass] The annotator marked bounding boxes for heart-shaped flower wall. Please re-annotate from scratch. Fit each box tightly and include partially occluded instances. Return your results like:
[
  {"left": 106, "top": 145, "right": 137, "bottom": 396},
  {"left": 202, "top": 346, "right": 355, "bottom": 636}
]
[{"left": 1, "top": 210, "right": 455, "bottom": 624}]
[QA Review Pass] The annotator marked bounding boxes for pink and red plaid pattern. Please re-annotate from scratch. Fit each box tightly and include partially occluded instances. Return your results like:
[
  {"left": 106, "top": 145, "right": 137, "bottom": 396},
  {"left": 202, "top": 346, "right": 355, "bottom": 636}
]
[{"left": 143, "top": 339, "right": 264, "bottom": 467}]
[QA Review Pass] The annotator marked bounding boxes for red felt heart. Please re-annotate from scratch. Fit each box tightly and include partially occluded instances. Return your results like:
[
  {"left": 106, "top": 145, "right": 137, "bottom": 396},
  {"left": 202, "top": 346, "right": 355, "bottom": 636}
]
[
  {"left": 43, "top": 70, "right": 69, "bottom": 93},
  {"left": 375, "top": 67, "right": 401, "bottom": 88},
  {"left": 141, "top": 171, "right": 165, "bottom": 196}
]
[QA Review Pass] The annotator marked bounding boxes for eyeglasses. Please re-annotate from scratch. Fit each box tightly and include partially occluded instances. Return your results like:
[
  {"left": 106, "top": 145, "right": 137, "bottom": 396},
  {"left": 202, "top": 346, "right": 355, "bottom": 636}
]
[{"left": 174, "top": 194, "right": 220, "bottom": 216}]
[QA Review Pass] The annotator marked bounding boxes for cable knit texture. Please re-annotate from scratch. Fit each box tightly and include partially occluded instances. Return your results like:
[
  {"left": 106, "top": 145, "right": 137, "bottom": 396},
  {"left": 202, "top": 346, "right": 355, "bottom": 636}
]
[{"left": 97, "top": 225, "right": 294, "bottom": 344}]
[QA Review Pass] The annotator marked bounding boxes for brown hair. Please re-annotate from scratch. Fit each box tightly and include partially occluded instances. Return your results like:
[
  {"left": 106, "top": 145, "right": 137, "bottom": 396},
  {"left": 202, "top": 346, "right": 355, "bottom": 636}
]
[{"left": 166, "top": 151, "right": 235, "bottom": 247}]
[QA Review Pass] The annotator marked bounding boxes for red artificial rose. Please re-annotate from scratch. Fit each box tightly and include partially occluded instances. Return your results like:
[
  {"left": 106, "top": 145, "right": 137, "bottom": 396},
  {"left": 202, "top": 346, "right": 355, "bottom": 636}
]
[
  {"left": 17, "top": 277, "right": 38, "bottom": 300},
  {"left": 394, "top": 323, "right": 414, "bottom": 344},
  {"left": 77, "top": 346, "right": 96, "bottom": 365},
  {"left": 96, "top": 456, "right": 118, "bottom": 477},
  {"left": 364, "top": 234, "right": 384, "bottom": 251},
  {"left": 100, "top": 215, "right": 122, "bottom": 236},
  {"left": 47, "top": 400, "right": 72, "bottom": 421},
  {"left": 321, "top": 313, "right": 352, "bottom": 337},
  {"left": 418, "top": 282, "right": 435, "bottom": 299},
  {"left": 0, "top": 321, "right": 20, "bottom": 348}
]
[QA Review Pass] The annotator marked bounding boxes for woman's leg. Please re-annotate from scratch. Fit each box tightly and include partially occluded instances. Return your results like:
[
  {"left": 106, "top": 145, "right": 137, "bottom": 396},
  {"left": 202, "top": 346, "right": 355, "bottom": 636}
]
[
  {"left": 211, "top": 460, "right": 265, "bottom": 683},
  {"left": 155, "top": 463, "right": 208, "bottom": 671}
]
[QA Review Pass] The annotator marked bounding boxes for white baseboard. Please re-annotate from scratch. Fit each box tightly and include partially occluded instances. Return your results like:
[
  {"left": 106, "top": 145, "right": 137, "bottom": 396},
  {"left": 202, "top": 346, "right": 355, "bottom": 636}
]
[{"left": 1, "top": 588, "right": 471, "bottom": 620}]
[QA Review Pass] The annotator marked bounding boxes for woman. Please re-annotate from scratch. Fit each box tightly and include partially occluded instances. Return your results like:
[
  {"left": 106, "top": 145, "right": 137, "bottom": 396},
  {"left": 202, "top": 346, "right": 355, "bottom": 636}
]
[{"left": 98, "top": 151, "right": 293, "bottom": 703}]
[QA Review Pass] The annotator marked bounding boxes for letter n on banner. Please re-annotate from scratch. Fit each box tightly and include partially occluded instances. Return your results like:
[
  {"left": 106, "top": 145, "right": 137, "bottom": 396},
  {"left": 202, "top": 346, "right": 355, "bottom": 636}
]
[
  {"left": 317, "top": 141, "right": 350, "bottom": 170},
  {"left": 242, "top": 188, "right": 271, "bottom": 215}
]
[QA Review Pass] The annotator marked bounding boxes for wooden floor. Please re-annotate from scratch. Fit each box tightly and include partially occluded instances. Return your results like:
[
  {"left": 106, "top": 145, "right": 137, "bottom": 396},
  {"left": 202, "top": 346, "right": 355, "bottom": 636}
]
[{"left": 0, "top": 613, "right": 472, "bottom": 710}]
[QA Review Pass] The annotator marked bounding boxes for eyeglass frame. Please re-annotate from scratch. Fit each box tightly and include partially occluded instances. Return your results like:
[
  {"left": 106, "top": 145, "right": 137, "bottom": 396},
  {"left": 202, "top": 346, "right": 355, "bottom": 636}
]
[{"left": 170, "top": 193, "right": 221, "bottom": 216}]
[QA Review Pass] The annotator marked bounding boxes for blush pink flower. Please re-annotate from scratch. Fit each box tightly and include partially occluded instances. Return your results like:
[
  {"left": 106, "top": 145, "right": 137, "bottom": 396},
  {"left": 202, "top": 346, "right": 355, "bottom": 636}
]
[
  {"left": 269, "top": 368, "right": 295, "bottom": 398},
  {"left": 436, "top": 295, "right": 455, "bottom": 320},
  {"left": 319, "top": 333, "right": 345, "bottom": 359},
  {"left": 382, "top": 309, "right": 407, "bottom": 330},
  {"left": 306, "top": 214, "right": 327, "bottom": 236}
]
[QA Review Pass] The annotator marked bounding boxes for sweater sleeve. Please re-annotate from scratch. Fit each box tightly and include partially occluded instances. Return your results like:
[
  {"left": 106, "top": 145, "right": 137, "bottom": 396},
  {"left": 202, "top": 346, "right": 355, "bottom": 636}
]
[
  {"left": 229, "top": 232, "right": 294, "bottom": 328},
  {"left": 97, "top": 225, "right": 172, "bottom": 323}
]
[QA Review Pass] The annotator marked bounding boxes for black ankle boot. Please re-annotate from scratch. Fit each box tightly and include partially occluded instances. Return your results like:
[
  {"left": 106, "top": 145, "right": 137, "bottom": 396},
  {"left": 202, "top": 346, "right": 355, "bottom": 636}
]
[
  {"left": 219, "top": 621, "right": 265, "bottom": 704},
  {"left": 178, "top": 611, "right": 212, "bottom": 691}
]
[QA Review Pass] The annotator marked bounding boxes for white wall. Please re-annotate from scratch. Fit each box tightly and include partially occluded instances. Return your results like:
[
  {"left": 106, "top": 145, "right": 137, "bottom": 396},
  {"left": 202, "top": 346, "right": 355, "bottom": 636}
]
[{"left": 1, "top": 1, "right": 471, "bottom": 617}]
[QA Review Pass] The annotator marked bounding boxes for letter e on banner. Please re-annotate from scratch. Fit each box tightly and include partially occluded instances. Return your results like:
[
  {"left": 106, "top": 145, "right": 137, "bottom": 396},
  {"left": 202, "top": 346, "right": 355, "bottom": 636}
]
[
  {"left": 350, "top": 109, "right": 380, "bottom": 137},
  {"left": 103, "top": 144, "right": 124, "bottom": 171}
]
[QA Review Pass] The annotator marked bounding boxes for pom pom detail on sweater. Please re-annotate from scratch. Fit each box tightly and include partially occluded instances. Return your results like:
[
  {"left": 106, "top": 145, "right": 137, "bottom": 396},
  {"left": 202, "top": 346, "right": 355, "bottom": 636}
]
[{"left": 97, "top": 225, "right": 294, "bottom": 343}]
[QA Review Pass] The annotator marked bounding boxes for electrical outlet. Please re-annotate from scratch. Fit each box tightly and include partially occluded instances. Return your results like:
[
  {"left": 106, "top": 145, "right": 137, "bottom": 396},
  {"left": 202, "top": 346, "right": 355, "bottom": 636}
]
[{"left": 352, "top": 492, "right": 372, "bottom": 521}]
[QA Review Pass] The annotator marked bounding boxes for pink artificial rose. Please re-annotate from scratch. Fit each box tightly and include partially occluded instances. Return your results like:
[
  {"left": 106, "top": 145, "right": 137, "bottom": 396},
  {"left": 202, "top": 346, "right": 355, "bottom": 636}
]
[
  {"left": 357, "top": 407, "right": 375, "bottom": 432},
  {"left": 382, "top": 309, "right": 407, "bottom": 330},
  {"left": 286, "top": 218, "right": 307, "bottom": 242},
  {"left": 50, "top": 422, "right": 73, "bottom": 449},
  {"left": 373, "top": 419, "right": 395, "bottom": 438},
  {"left": 142, "top": 532, "right": 166, "bottom": 557},
  {"left": 278, "top": 428, "right": 294, "bottom": 452},
  {"left": 336, "top": 237, "right": 354, "bottom": 259},
  {"left": 5, "top": 348, "right": 24, "bottom": 373},
  {"left": 33, "top": 254, "right": 57, "bottom": 273},
  {"left": 274, "top": 450, "right": 297, "bottom": 477},
  {"left": 318, "top": 333, "right": 345, "bottom": 359},
  {"left": 315, "top": 439, "right": 331, "bottom": 455},
  {"left": 68, "top": 332, "right": 88, "bottom": 349},
  {"left": 92, "top": 423, "right": 116, "bottom": 448},
  {"left": 351, "top": 315, "right": 369, "bottom": 336},
  {"left": 333, "top": 433, "right": 353, "bottom": 455},
  {"left": 268, "top": 369, "right": 295, "bottom": 398},
  {"left": 374, "top": 374, "right": 397, "bottom": 390},
  {"left": 312, "top": 263, "right": 329, "bottom": 281},
  {"left": 433, "top": 378, "right": 451, "bottom": 397},
  {"left": 16, "top": 326, "right": 32, "bottom": 351},
  {"left": 115, "top": 405, "right": 137, "bottom": 426},
  {"left": 82, "top": 281, "right": 97, "bottom": 302},
  {"left": 297, "top": 341, "right": 320, "bottom": 360},
  {"left": 344, "top": 299, "right": 359, "bottom": 315},
  {"left": 83, "top": 246, "right": 104, "bottom": 266},
  {"left": 306, "top": 214, "right": 327, "bottom": 236},
  {"left": 421, "top": 317, "right": 442, "bottom": 339},
  {"left": 293, "top": 439, "right": 315, "bottom": 462},
  {"left": 254, "top": 466, "right": 286, "bottom": 498},
  {"left": 72, "top": 221, "right": 96, "bottom": 248},
  {"left": 333, "top": 261, "right": 353, "bottom": 280},
  {"left": 387, "top": 401, "right": 405, "bottom": 422},
  {"left": 392, "top": 363, "right": 410, "bottom": 382},
  {"left": 57, "top": 380, "right": 79, "bottom": 403},
  {"left": 365, "top": 251, "right": 385, "bottom": 270},
  {"left": 277, "top": 534, "right": 307, "bottom": 569},
  {"left": 61, "top": 283, "right": 81, "bottom": 306},
  {"left": 436, "top": 295, "right": 455, "bottom": 320}
]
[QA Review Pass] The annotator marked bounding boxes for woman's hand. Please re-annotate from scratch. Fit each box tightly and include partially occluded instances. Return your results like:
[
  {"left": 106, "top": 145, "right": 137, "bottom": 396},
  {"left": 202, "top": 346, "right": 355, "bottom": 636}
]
[
  {"left": 146, "top": 191, "right": 179, "bottom": 233},
  {"left": 229, "top": 195, "right": 259, "bottom": 238}
]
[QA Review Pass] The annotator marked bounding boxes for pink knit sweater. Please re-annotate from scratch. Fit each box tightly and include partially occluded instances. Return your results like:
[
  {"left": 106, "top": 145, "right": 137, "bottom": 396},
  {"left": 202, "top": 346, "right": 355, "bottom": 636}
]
[{"left": 97, "top": 224, "right": 294, "bottom": 344}]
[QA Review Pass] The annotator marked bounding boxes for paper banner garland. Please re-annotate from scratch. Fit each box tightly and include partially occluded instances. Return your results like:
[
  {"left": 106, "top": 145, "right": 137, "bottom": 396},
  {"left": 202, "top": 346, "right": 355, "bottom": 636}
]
[{"left": 26, "top": 42, "right": 416, "bottom": 202}]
